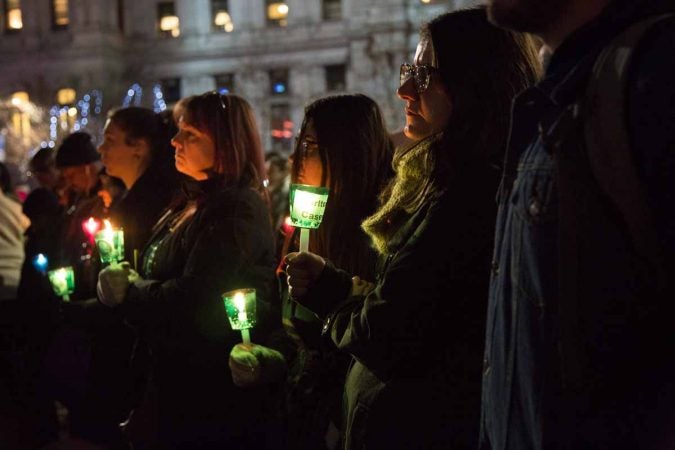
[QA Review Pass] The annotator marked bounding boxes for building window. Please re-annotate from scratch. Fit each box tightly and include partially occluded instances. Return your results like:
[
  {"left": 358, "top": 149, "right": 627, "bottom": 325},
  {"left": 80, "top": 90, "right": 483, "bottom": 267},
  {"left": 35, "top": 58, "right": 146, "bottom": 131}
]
[
  {"left": 212, "top": 0, "right": 233, "bottom": 32},
  {"left": 214, "top": 74, "right": 235, "bottom": 94},
  {"left": 3, "top": 0, "right": 23, "bottom": 32},
  {"left": 158, "top": 2, "right": 180, "bottom": 37},
  {"left": 10, "top": 92, "right": 31, "bottom": 140},
  {"left": 269, "top": 69, "right": 289, "bottom": 96},
  {"left": 270, "top": 104, "right": 294, "bottom": 153},
  {"left": 325, "top": 64, "right": 346, "bottom": 91},
  {"left": 51, "top": 0, "right": 69, "bottom": 29},
  {"left": 322, "top": 0, "right": 341, "bottom": 21},
  {"left": 160, "top": 78, "right": 181, "bottom": 104},
  {"left": 56, "top": 88, "right": 76, "bottom": 105},
  {"left": 266, "top": 1, "right": 288, "bottom": 27}
]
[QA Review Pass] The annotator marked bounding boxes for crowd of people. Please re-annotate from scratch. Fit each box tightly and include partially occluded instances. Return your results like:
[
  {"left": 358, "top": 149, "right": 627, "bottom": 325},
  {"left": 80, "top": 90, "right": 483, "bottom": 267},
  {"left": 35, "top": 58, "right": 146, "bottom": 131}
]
[{"left": 0, "top": 1, "right": 674, "bottom": 449}]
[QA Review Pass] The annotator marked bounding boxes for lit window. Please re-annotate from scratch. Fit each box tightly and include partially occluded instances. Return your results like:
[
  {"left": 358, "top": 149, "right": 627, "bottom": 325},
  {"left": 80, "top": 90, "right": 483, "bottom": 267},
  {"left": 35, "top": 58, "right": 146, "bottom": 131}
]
[
  {"left": 158, "top": 2, "right": 180, "bottom": 37},
  {"left": 10, "top": 92, "right": 31, "bottom": 138},
  {"left": 4, "top": 0, "right": 23, "bottom": 32},
  {"left": 160, "top": 78, "right": 181, "bottom": 104},
  {"left": 325, "top": 64, "right": 346, "bottom": 91},
  {"left": 214, "top": 73, "right": 235, "bottom": 94},
  {"left": 270, "top": 104, "right": 293, "bottom": 152},
  {"left": 10, "top": 91, "right": 29, "bottom": 106},
  {"left": 322, "top": 0, "right": 341, "bottom": 21},
  {"left": 212, "top": 0, "right": 233, "bottom": 32},
  {"left": 269, "top": 69, "right": 289, "bottom": 96},
  {"left": 266, "top": 1, "right": 288, "bottom": 27},
  {"left": 57, "top": 88, "right": 76, "bottom": 105},
  {"left": 51, "top": 0, "right": 69, "bottom": 29}
]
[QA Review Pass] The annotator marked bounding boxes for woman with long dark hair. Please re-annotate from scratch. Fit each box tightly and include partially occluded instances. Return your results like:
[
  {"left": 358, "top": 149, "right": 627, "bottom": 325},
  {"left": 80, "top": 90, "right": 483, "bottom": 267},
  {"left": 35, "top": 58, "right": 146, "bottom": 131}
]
[
  {"left": 286, "top": 7, "right": 541, "bottom": 449},
  {"left": 97, "top": 93, "right": 282, "bottom": 449},
  {"left": 281, "top": 94, "right": 394, "bottom": 449}
]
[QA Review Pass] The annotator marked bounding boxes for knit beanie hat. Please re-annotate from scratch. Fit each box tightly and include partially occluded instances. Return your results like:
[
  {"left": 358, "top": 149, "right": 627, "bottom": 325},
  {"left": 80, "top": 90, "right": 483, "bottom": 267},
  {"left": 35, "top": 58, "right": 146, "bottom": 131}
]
[{"left": 55, "top": 132, "right": 99, "bottom": 167}]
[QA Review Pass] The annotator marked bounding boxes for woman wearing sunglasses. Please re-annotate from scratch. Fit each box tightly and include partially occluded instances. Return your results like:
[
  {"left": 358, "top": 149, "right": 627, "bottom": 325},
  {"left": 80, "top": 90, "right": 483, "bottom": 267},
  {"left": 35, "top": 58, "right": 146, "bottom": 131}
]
[
  {"left": 97, "top": 92, "right": 283, "bottom": 449},
  {"left": 285, "top": 7, "right": 541, "bottom": 449}
]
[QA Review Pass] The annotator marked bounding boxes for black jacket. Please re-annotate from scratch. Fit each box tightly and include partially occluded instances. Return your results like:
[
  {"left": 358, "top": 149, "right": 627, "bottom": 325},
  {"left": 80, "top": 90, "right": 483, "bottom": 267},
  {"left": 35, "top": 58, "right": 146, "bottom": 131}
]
[
  {"left": 300, "top": 185, "right": 494, "bottom": 450},
  {"left": 121, "top": 179, "right": 281, "bottom": 447}
]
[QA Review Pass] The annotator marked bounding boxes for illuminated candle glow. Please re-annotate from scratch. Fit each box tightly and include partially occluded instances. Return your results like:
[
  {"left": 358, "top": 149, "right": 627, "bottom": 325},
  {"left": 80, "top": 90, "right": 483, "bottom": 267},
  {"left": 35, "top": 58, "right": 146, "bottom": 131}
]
[
  {"left": 289, "top": 184, "right": 329, "bottom": 252},
  {"left": 82, "top": 217, "right": 101, "bottom": 242},
  {"left": 32, "top": 253, "right": 49, "bottom": 274},
  {"left": 95, "top": 220, "right": 125, "bottom": 264},
  {"left": 47, "top": 266, "right": 75, "bottom": 301},
  {"left": 223, "top": 288, "right": 257, "bottom": 344}
]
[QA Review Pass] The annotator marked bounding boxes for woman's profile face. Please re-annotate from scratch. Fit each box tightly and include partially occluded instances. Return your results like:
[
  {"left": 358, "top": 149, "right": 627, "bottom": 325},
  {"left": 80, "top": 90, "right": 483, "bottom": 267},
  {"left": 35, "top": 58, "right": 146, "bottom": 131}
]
[
  {"left": 291, "top": 120, "right": 327, "bottom": 187},
  {"left": 171, "top": 116, "right": 216, "bottom": 180},
  {"left": 98, "top": 120, "right": 143, "bottom": 181},
  {"left": 397, "top": 36, "right": 452, "bottom": 141}
]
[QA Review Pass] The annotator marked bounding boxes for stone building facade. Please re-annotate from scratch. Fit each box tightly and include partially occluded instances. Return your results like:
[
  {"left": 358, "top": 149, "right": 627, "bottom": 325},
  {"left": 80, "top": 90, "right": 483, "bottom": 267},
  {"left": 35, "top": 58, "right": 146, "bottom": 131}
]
[{"left": 0, "top": 0, "right": 479, "bottom": 159}]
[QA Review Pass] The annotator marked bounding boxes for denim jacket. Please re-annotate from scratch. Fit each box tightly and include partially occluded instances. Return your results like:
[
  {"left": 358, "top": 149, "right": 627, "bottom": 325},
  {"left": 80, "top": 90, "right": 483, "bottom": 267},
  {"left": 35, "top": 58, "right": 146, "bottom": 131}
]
[{"left": 481, "top": 2, "right": 675, "bottom": 449}]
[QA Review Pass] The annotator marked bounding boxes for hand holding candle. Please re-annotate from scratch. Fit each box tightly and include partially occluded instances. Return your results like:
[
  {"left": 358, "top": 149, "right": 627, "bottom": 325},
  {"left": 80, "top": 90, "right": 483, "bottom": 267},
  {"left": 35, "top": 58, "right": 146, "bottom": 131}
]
[
  {"left": 284, "top": 251, "right": 326, "bottom": 299},
  {"left": 48, "top": 266, "right": 75, "bottom": 301},
  {"left": 289, "top": 184, "right": 329, "bottom": 252},
  {"left": 223, "top": 289, "right": 257, "bottom": 344}
]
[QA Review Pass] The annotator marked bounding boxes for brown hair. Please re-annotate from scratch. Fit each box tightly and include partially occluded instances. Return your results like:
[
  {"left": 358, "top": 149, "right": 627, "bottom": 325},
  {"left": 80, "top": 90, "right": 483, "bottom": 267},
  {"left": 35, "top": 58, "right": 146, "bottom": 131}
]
[{"left": 174, "top": 93, "right": 267, "bottom": 195}]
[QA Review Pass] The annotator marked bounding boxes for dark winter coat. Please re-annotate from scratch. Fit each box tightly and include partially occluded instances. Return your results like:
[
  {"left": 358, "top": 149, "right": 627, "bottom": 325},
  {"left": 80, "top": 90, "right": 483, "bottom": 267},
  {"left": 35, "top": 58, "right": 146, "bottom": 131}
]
[
  {"left": 120, "top": 179, "right": 282, "bottom": 448},
  {"left": 299, "top": 184, "right": 494, "bottom": 449}
]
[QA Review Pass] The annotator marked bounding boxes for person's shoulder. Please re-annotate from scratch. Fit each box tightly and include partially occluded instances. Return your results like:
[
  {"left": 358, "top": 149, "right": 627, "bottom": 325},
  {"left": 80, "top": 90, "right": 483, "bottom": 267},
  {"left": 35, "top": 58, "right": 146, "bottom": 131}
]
[
  {"left": 206, "top": 186, "right": 268, "bottom": 220},
  {"left": 629, "top": 14, "right": 675, "bottom": 80}
]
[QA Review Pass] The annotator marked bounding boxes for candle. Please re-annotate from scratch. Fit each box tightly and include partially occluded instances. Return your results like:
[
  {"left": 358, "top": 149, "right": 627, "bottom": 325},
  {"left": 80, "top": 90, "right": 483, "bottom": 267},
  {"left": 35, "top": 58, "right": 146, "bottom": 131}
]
[
  {"left": 289, "top": 184, "right": 329, "bottom": 252},
  {"left": 95, "top": 219, "right": 125, "bottom": 264},
  {"left": 222, "top": 288, "right": 257, "bottom": 344},
  {"left": 82, "top": 217, "right": 101, "bottom": 243},
  {"left": 47, "top": 266, "right": 75, "bottom": 301},
  {"left": 32, "top": 253, "right": 49, "bottom": 274}
]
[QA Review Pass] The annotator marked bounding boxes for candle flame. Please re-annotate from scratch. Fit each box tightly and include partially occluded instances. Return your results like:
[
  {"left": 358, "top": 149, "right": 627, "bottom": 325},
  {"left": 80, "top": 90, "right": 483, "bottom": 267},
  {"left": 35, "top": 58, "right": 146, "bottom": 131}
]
[
  {"left": 82, "top": 217, "right": 101, "bottom": 237},
  {"left": 102, "top": 219, "right": 114, "bottom": 240}
]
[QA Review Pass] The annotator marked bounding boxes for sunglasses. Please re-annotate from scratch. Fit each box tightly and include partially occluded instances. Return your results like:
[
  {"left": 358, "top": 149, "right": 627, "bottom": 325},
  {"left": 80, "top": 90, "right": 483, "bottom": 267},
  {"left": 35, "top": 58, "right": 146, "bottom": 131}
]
[{"left": 400, "top": 63, "right": 437, "bottom": 94}]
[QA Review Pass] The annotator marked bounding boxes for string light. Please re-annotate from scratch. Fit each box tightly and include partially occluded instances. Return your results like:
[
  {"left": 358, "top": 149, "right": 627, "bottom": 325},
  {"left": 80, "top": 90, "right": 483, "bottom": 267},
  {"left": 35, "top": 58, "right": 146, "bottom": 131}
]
[
  {"left": 153, "top": 84, "right": 167, "bottom": 112},
  {"left": 122, "top": 84, "right": 143, "bottom": 107}
]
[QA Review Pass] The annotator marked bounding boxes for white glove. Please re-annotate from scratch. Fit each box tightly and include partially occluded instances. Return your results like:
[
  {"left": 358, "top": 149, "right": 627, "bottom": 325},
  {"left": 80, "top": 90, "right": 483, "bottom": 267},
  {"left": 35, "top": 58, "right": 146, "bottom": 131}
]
[
  {"left": 97, "top": 262, "right": 136, "bottom": 307},
  {"left": 228, "top": 343, "right": 286, "bottom": 388}
]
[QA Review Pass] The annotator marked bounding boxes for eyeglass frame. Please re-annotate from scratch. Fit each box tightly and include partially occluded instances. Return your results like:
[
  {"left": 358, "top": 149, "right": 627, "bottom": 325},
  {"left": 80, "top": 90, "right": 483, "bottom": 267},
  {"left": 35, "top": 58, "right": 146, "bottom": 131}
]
[
  {"left": 293, "top": 135, "right": 320, "bottom": 160},
  {"left": 399, "top": 63, "right": 438, "bottom": 94}
]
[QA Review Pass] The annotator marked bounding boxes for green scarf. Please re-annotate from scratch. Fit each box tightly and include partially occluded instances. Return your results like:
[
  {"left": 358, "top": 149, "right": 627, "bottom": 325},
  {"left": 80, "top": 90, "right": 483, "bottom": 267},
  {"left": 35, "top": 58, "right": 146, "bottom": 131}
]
[{"left": 361, "top": 134, "right": 438, "bottom": 255}]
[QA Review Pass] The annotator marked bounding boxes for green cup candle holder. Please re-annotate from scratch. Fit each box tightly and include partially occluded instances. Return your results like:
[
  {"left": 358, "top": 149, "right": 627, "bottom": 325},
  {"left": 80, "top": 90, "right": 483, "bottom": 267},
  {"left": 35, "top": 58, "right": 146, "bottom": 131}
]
[
  {"left": 289, "top": 184, "right": 329, "bottom": 252},
  {"left": 223, "top": 288, "right": 257, "bottom": 344},
  {"left": 48, "top": 266, "right": 75, "bottom": 301},
  {"left": 95, "top": 220, "right": 125, "bottom": 264}
]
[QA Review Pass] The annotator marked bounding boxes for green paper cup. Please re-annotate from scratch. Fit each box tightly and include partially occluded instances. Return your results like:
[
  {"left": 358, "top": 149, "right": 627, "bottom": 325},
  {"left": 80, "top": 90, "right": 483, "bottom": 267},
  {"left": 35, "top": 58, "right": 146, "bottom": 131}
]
[
  {"left": 48, "top": 267, "right": 75, "bottom": 300},
  {"left": 95, "top": 228, "right": 125, "bottom": 264},
  {"left": 289, "top": 184, "right": 329, "bottom": 229},
  {"left": 222, "top": 288, "right": 257, "bottom": 331}
]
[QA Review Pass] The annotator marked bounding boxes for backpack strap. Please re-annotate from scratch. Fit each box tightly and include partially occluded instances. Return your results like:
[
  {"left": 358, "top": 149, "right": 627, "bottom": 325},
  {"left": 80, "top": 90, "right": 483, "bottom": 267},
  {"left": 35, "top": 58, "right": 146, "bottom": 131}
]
[{"left": 583, "top": 13, "right": 674, "bottom": 280}]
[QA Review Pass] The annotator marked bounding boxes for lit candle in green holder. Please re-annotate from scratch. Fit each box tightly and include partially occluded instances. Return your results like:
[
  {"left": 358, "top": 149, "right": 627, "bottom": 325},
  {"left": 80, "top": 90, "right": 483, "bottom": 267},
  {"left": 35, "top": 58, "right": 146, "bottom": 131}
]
[
  {"left": 48, "top": 266, "right": 75, "bottom": 302},
  {"left": 289, "top": 184, "right": 329, "bottom": 252},
  {"left": 95, "top": 219, "right": 125, "bottom": 264},
  {"left": 222, "top": 288, "right": 257, "bottom": 344}
]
